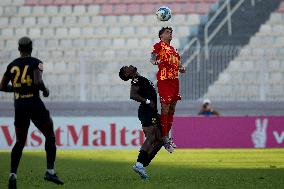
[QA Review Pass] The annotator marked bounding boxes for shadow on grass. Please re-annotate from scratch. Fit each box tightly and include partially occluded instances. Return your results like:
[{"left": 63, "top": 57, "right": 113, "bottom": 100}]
[{"left": 0, "top": 151, "right": 283, "bottom": 189}]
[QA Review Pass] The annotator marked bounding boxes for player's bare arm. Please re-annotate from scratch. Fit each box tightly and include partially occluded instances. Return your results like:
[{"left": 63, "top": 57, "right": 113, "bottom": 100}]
[
  {"left": 33, "top": 65, "right": 49, "bottom": 97},
  {"left": 150, "top": 53, "right": 161, "bottom": 65},
  {"left": 130, "top": 85, "right": 156, "bottom": 110},
  {"left": 0, "top": 76, "right": 13, "bottom": 92}
]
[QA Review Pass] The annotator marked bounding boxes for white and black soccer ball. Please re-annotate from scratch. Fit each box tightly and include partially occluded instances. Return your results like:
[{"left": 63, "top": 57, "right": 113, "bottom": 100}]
[{"left": 156, "top": 6, "right": 172, "bottom": 21}]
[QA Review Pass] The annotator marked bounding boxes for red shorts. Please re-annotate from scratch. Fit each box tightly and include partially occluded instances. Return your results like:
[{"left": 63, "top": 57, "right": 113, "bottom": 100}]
[{"left": 157, "top": 79, "right": 181, "bottom": 104}]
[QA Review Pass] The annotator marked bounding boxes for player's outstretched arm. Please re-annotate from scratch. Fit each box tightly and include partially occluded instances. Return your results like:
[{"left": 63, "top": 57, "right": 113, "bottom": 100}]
[
  {"left": 33, "top": 69, "right": 49, "bottom": 97},
  {"left": 0, "top": 76, "right": 13, "bottom": 92}
]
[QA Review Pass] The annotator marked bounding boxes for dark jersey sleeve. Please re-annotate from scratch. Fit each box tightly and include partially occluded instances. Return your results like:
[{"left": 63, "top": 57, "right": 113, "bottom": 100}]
[
  {"left": 32, "top": 58, "right": 43, "bottom": 72},
  {"left": 3, "top": 64, "right": 11, "bottom": 80}
]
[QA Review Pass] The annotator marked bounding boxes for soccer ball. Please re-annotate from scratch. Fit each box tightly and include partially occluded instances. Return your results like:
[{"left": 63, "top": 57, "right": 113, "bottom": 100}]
[{"left": 156, "top": 6, "right": 172, "bottom": 21}]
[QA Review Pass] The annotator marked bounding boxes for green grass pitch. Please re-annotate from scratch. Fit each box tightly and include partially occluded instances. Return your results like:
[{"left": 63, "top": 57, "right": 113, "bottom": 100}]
[{"left": 0, "top": 149, "right": 284, "bottom": 189}]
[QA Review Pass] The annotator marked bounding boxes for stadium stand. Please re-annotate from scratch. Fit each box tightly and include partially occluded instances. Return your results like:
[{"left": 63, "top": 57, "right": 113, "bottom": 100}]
[
  {"left": 0, "top": 0, "right": 219, "bottom": 101},
  {"left": 203, "top": 0, "right": 284, "bottom": 101},
  {"left": 180, "top": 0, "right": 284, "bottom": 101},
  {"left": 0, "top": 0, "right": 283, "bottom": 103}
]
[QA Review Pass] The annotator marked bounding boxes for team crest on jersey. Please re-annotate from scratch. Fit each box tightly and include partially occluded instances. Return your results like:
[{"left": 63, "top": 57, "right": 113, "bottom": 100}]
[
  {"left": 132, "top": 78, "right": 138, "bottom": 84},
  {"left": 152, "top": 117, "right": 157, "bottom": 126}
]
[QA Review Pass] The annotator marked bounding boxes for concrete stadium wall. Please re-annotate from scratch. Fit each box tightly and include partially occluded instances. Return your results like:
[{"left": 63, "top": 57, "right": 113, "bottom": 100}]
[{"left": 0, "top": 101, "right": 284, "bottom": 117}]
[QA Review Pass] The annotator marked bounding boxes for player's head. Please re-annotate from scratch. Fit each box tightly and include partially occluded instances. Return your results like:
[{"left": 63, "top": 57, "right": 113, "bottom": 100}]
[
  {"left": 119, "top": 65, "right": 137, "bottom": 81},
  {"left": 18, "top": 36, "right": 33, "bottom": 55},
  {"left": 159, "top": 27, "right": 173, "bottom": 41}
]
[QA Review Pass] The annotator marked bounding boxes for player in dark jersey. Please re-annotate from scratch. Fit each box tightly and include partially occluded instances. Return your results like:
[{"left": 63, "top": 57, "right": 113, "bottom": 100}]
[
  {"left": 0, "top": 37, "right": 64, "bottom": 189},
  {"left": 119, "top": 65, "right": 164, "bottom": 180}
]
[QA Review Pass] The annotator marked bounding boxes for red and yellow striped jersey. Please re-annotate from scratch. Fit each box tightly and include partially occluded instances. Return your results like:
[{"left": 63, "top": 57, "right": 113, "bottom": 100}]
[{"left": 152, "top": 41, "right": 180, "bottom": 81}]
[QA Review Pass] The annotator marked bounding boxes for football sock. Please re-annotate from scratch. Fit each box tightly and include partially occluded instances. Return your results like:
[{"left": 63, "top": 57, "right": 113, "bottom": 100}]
[
  {"left": 143, "top": 142, "right": 163, "bottom": 167},
  {"left": 137, "top": 150, "right": 149, "bottom": 167},
  {"left": 10, "top": 141, "right": 25, "bottom": 174},
  {"left": 162, "top": 136, "right": 170, "bottom": 145},
  {"left": 45, "top": 136, "right": 56, "bottom": 169},
  {"left": 167, "top": 114, "right": 174, "bottom": 133},
  {"left": 160, "top": 114, "right": 168, "bottom": 137}
]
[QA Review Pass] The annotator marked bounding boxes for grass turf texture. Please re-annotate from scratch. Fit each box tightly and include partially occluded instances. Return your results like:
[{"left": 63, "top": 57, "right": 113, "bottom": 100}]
[{"left": 0, "top": 149, "right": 284, "bottom": 189}]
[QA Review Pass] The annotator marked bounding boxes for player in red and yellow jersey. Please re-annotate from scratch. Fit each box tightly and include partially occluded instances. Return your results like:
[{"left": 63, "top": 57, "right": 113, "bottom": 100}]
[{"left": 150, "top": 27, "right": 185, "bottom": 153}]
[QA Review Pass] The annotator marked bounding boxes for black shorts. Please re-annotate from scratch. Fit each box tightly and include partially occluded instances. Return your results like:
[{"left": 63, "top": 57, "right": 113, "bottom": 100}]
[
  {"left": 14, "top": 98, "right": 51, "bottom": 129},
  {"left": 138, "top": 105, "right": 160, "bottom": 128}
]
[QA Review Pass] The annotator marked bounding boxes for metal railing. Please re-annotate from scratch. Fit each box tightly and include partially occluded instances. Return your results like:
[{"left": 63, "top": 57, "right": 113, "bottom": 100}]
[
  {"left": 181, "top": 45, "right": 241, "bottom": 100},
  {"left": 180, "top": 37, "right": 201, "bottom": 71},
  {"left": 204, "top": 0, "right": 256, "bottom": 59},
  {"left": 181, "top": 0, "right": 257, "bottom": 73},
  {"left": 180, "top": 45, "right": 284, "bottom": 101}
]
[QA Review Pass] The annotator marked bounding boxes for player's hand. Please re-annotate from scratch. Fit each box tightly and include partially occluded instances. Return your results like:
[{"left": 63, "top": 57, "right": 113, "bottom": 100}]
[
  {"left": 155, "top": 60, "right": 162, "bottom": 65},
  {"left": 179, "top": 65, "right": 186, "bottom": 73},
  {"left": 43, "top": 88, "right": 49, "bottom": 97}
]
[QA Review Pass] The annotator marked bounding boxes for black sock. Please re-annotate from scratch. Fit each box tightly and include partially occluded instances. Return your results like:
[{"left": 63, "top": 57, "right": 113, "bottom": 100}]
[
  {"left": 45, "top": 137, "right": 56, "bottom": 169},
  {"left": 10, "top": 142, "right": 25, "bottom": 174},
  {"left": 137, "top": 150, "right": 149, "bottom": 166},
  {"left": 143, "top": 143, "right": 163, "bottom": 167}
]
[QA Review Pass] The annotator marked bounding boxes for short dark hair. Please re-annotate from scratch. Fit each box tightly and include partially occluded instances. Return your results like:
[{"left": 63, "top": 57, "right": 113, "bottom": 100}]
[
  {"left": 119, "top": 67, "right": 130, "bottom": 81},
  {"left": 18, "top": 36, "right": 32, "bottom": 54},
  {"left": 158, "top": 27, "right": 173, "bottom": 39}
]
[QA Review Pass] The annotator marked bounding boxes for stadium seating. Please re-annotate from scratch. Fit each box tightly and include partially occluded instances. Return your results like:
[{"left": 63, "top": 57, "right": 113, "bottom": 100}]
[
  {"left": 0, "top": 0, "right": 219, "bottom": 101},
  {"left": 204, "top": 4, "right": 284, "bottom": 101}
]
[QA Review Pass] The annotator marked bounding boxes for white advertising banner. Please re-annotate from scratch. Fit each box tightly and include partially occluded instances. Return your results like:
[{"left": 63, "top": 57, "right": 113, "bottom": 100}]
[{"left": 0, "top": 117, "right": 144, "bottom": 150}]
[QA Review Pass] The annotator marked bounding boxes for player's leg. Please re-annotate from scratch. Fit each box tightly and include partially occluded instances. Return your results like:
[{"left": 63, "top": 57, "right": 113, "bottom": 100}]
[
  {"left": 158, "top": 80, "right": 172, "bottom": 141},
  {"left": 144, "top": 142, "right": 163, "bottom": 167},
  {"left": 161, "top": 103, "right": 175, "bottom": 153},
  {"left": 9, "top": 107, "right": 30, "bottom": 189},
  {"left": 143, "top": 126, "right": 163, "bottom": 167},
  {"left": 167, "top": 78, "right": 181, "bottom": 147},
  {"left": 133, "top": 147, "right": 150, "bottom": 180},
  {"left": 161, "top": 103, "right": 170, "bottom": 138},
  {"left": 143, "top": 143, "right": 163, "bottom": 167},
  {"left": 140, "top": 110, "right": 162, "bottom": 156},
  {"left": 31, "top": 100, "right": 63, "bottom": 185},
  {"left": 141, "top": 126, "right": 157, "bottom": 154},
  {"left": 36, "top": 118, "right": 56, "bottom": 169},
  {"left": 168, "top": 101, "right": 177, "bottom": 133},
  {"left": 133, "top": 126, "right": 161, "bottom": 179},
  {"left": 133, "top": 107, "right": 157, "bottom": 180},
  {"left": 33, "top": 117, "right": 63, "bottom": 184},
  {"left": 10, "top": 127, "right": 29, "bottom": 173},
  {"left": 168, "top": 101, "right": 177, "bottom": 148}
]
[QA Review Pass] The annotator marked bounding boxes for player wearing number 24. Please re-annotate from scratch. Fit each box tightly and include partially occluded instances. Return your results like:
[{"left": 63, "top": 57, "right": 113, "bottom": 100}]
[{"left": 0, "top": 36, "right": 63, "bottom": 189}]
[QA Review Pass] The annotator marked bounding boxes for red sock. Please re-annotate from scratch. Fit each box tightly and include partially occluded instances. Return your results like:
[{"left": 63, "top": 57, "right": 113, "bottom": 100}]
[
  {"left": 167, "top": 114, "right": 174, "bottom": 133},
  {"left": 160, "top": 114, "right": 168, "bottom": 137}
]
